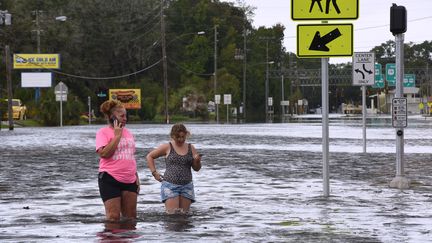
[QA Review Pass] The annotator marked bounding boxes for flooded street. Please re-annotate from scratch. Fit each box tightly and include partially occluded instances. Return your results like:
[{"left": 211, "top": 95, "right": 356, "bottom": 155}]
[{"left": 1, "top": 116, "right": 432, "bottom": 242}]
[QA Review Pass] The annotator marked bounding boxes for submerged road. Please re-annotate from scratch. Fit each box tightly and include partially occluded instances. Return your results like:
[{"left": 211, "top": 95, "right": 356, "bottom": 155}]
[{"left": 1, "top": 118, "right": 431, "bottom": 242}]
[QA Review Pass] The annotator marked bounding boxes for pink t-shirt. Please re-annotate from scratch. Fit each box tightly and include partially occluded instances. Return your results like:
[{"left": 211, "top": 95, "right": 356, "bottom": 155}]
[{"left": 96, "top": 126, "right": 137, "bottom": 183}]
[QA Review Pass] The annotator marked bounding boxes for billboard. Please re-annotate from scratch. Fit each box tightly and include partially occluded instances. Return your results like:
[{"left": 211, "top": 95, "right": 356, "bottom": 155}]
[
  {"left": 21, "top": 72, "right": 52, "bottom": 87},
  {"left": 13, "top": 54, "right": 60, "bottom": 69},
  {"left": 109, "top": 89, "right": 141, "bottom": 109}
]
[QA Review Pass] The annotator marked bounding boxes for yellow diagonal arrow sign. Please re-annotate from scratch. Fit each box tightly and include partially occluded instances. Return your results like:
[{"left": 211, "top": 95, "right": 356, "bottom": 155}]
[{"left": 297, "top": 24, "right": 353, "bottom": 58}]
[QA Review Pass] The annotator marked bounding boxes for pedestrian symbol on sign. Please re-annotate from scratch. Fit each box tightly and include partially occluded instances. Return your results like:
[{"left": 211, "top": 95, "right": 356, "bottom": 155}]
[{"left": 309, "top": 0, "right": 341, "bottom": 14}]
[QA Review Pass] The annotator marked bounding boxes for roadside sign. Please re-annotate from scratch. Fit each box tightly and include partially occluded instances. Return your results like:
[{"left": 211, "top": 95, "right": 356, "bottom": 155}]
[
  {"left": 268, "top": 97, "right": 273, "bottom": 106},
  {"left": 373, "top": 77, "right": 385, "bottom": 89},
  {"left": 56, "top": 94, "right": 67, "bottom": 101},
  {"left": 352, "top": 52, "right": 375, "bottom": 85},
  {"left": 55, "top": 82, "right": 68, "bottom": 102},
  {"left": 291, "top": 0, "right": 359, "bottom": 20},
  {"left": 375, "top": 63, "right": 382, "bottom": 81},
  {"left": 54, "top": 82, "right": 68, "bottom": 94},
  {"left": 215, "top": 94, "right": 221, "bottom": 105},
  {"left": 386, "top": 63, "right": 396, "bottom": 86},
  {"left": 297, "top": 24, "right": 353, "bottom": 58},
  {"left": 280, "top": 100, "right": 289, "bottom": 106},
  {"left": 223, "top": 94, "right": 231, "bottom": 105},
  {"left": 372, "top": 64, "right": 384, "bottom": 88},
  {"left": 392, "top": 98, "right": 407, "bottom": 128},
  {"left": 109, "top": 89, "right": 141, "bottom": 109},
  {"left": 14, "top": 54, "right": 60, "bottom": 69},
  {"left": 403, "top": 74, "right": 415, "bottom": 87}
]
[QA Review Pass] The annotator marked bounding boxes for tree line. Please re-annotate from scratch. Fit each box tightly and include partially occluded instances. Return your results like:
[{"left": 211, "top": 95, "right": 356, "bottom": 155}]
[{"left": 0, "top": 0, "right": 431, "bottom": 125}]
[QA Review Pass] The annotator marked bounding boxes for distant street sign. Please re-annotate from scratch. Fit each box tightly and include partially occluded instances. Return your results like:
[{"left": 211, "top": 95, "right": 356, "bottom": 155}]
[
  {"left": 56, "top": 94, "right": 67, "bottom": 101},
  {"left": 55, "top": 82, "right": 68, "bottom": 102},
  {"left": 403, "top": 74, "right": 415, "bottom": 87},
  {"left": 352, "top": 52, "right": 375, "bottom": 86},
  {"left": 291, "top": 0, "right": 359, "bottom": 20},
  {"left": 215, "top": 94, "right": 221, "bottom": 105},
  {"left": 223, "top": 94, "right": 231, "bottom": 105},
  {"left": 96, "top": 92, "right": 107, "bottom": 98},
  {"left": 392, "top": 98, "right": 407, "bottom": 128},
  {"left": 386, "top": 63, "right": 396, "bottom": 86},
  {"left": 54, "top": 82, "right": 68, "bottom": 94},
  {"left": 373, "top": 77, "right": 385, "bottom": 89},
  {"left": 372, "top": 64, "right": 384, "bottom": 88},
  {"left": 297, "top": 24, "right": 353, "bottom": 58},
  {"left": 375, "top": 63, "right": 382, "bottom": 81},
  {"left": 280, "top": 100, "right": 290, "bottom": 106}
]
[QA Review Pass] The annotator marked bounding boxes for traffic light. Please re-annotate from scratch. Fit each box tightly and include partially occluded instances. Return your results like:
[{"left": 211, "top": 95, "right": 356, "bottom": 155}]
[{"left": 390, "top": 4, "right": 406, "bottom": 35}]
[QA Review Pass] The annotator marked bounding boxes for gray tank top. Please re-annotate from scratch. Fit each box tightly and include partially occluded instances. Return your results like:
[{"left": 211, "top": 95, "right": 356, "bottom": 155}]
[{"left": 163, "top": 143, "right": 193, "bottom": 185}]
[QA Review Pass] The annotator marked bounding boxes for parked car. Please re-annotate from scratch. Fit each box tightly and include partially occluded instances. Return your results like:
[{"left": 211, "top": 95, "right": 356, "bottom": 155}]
[{"left": 1, "top": 99, "right": 27, "bottom": 120}]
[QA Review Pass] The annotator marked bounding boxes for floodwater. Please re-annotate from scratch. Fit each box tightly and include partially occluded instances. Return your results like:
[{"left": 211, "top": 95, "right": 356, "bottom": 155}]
[{"left": 1, "top": 115, "right": 432, "bottom": 242}]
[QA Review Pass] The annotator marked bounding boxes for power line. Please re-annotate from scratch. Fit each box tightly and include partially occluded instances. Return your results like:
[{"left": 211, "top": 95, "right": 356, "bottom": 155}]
[
  {"left": 13, "top": 57, "right": 163, "bottom": 80},
  {"left": 167, "top": 58, "right": 213, "bottom": 76},
  {"left": 284, "top": 15, "right": 432, "bottom": 39},
  {"left": 52, "top": 59, "right": 162, "bottom": 80}
]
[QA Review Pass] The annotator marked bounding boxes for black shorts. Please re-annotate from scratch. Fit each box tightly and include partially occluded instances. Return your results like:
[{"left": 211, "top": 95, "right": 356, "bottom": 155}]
[{"left": 98, "top": 172, "right": 139, "bottom": 202}]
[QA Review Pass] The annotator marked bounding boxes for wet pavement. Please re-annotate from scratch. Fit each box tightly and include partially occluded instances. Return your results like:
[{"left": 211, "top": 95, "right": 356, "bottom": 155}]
[{"left": 0, "top": 116, "right": 432, "bottom": 242}]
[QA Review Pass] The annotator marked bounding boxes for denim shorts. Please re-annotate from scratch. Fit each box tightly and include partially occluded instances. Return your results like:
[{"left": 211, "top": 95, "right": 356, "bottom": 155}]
[{"left": 161, "top": 181, "right": 195, "bottom": 203}]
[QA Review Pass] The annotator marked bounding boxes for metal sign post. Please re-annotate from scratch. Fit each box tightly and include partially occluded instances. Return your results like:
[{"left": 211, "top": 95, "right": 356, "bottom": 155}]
[
  {"left": 389, "top": 3, "right": 410, "bottom": 189},
  {"left": 292, "top": 0, "right": 359, "bottom": 197},
  {"left": 55, "top": 82, "right": 68, "bottom": 127},
  {"left": 353, "top": 52, "right": 375, "bottom": 153},
  {"left": 215, "top": 94, "right": 220, "bottom": 124},
  {"left": 389, "top": 33, "right": 410, "bottom": 189},
  {"left": 88, "top": 96, "right": 91, "bottom": 125},
  {"left": 224, "top": 94, "right": 231, "bottom": 124},
  {"left": 322, "top": 58, "right": 330, "bottom": 197}
]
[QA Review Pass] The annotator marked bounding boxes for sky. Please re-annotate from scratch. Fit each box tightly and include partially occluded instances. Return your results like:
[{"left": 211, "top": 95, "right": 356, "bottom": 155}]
[{"left": 223, "top": 0, "right": 432, "bottom": 63}]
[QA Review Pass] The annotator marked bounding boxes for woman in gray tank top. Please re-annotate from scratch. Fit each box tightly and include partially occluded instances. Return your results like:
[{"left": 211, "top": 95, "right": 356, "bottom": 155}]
[{"left": 146, "top": 123, "right": 202, "bottom": 214}]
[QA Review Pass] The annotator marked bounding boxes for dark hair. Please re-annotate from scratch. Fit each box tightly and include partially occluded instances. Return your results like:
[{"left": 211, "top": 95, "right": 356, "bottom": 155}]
[
  {"left": 99, "top": 100, "right": 124, "bottom": 118},
  {"left": 170, "top": 123, "right": 190, "bottom": 138}
]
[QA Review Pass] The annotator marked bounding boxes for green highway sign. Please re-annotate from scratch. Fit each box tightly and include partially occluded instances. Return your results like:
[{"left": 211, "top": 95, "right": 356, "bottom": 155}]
[
  {"left": 386, "top": 63, "right": 396, "bottom": 86},
  {"left": 375, "top": 63, "right": 382, "bottom": 81},
  {"left": 403, "top": 74, "right": 415, "bottom": 87},
  {"left": 373, "top": 77, "right": 385, "bottom": 89},
  {"left": 373, "top": 63, "right": 384, "bottom": 88},
  {"left": 291, "top": 0, "right": 359, "bottom": 20}
]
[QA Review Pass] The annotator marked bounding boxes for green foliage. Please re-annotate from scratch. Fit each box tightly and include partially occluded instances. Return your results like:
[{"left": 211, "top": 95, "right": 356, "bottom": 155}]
[
  {"left": 0, "top": 99, "right": 7, "bottom": 116},
  {"left": 64, "top": 97, "right": 85, "bottom": 125},
  {"left": 38, "top": 88, "right": 85, "bottom": 126},
  {"left": 2, "top": 0, "right": 431, "bottom": 123},
  {"left": 39, "top": 89, "right": 59, "bottom": 126}
]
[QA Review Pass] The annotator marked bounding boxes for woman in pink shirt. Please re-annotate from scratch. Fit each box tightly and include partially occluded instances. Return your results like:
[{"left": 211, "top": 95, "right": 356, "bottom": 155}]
[{"left": 96, "top": 100, "right": 139, "bottom": 222}]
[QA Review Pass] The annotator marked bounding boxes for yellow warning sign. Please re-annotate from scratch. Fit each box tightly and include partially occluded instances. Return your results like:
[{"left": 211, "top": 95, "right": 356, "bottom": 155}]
[
  {"left": 297, "top": 24, "right": 353, "bottom": 58},
  {"left": 291, "top": 0, "right": 359, "bottom": 20}
]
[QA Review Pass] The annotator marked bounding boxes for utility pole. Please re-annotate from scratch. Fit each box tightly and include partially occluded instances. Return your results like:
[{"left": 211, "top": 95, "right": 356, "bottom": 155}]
[
  {"left": 160, "top": 0, "right": 169, "bottom": 124},
  {"left": 214, "top": 25, "right": 218, "bottom": 123},
  {"left": 281, "top": 75, "right": 285, "bottom": 118},
  {"left": 5, "top": 45, "right": 13, "bottom": 130},
  {"left": 242, "top": 26, "right": 247, "bottom": 120},
  {"left": 1, "top": 10, "right": 13, "bottom": 130},
  {"left": 32, "top": 10, "right": 42, "bottom": 102},
  {"left": 265, "top": 39, "right": 269, "bottom": 122},
  {"left": 259, "top": 36, "right": 274, "bottom": 122}
]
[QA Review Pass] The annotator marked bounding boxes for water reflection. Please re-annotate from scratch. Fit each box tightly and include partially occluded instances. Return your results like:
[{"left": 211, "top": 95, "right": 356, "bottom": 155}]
[
  {"left": 97, "top": 219, "right": 140, "bottom": 242},
  {"left": 162, "top": 213, "right": 194, "bottom": 232},
  {"left": 2, "top": 121, "right": 432, "bottom": 242}
]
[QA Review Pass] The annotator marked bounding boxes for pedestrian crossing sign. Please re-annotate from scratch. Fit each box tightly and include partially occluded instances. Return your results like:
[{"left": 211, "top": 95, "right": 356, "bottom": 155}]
[{"left": 291, "top": 0, "right": 359, "bottom": 20}]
